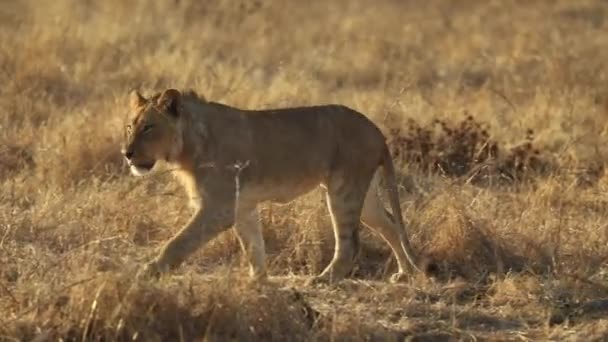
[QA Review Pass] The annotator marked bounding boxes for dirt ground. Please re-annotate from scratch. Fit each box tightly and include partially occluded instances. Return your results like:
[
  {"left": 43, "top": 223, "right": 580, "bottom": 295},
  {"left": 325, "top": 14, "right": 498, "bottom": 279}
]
[{"left": 2, "top": 0, "right": 608, "bottom": 340}]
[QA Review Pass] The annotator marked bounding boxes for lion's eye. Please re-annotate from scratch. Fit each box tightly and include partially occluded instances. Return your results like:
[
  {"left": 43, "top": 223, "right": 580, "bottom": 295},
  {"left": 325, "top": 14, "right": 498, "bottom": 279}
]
[{"left": 142, "top": 124, "right": 154, "bottom": 133}]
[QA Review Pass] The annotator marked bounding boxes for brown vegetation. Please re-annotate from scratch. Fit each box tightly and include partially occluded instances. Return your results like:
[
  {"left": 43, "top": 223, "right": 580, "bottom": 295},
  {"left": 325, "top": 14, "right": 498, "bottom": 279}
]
[{"left": 2, "top": 0, "right": 608, "bottom": 340}]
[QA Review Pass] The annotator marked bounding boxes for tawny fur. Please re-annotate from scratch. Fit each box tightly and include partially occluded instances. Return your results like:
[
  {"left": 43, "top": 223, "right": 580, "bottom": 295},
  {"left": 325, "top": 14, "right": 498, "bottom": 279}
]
[{"left": 122, "top": 88, "right": 419, "bottom": 284}]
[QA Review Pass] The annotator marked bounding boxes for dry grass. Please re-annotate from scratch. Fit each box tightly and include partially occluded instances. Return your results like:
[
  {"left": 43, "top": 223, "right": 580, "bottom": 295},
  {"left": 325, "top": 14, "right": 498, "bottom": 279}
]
[{"left": 2, "top": 0, "right": 608, "bottom": 340}]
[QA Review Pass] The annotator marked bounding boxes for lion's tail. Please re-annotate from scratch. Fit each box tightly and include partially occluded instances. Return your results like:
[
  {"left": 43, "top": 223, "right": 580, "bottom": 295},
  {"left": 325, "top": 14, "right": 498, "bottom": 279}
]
[{"left": 381, "top": 145, "right": 420, "bottom": 272}]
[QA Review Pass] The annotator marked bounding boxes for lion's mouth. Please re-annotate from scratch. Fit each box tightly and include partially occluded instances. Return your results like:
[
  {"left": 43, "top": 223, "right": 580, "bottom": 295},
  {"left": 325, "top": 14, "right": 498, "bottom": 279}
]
[
  {"left": 129, "top": 161, "right": 156, "bottom": 176},
  {"left": 135, "top": 161, "right": 155, "bottom": 170}
]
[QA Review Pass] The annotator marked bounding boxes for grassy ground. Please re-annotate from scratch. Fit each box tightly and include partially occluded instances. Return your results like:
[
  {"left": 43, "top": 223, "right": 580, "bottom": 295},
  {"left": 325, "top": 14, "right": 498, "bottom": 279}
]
[{"left": 2, "top": 0, "right": 608, "bottom": 340}]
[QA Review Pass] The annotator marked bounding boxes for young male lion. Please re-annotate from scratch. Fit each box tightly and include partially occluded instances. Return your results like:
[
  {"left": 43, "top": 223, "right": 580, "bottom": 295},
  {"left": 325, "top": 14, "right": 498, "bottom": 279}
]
[{"left": 122, "top": 88, "right": 419, "bottom": 284}]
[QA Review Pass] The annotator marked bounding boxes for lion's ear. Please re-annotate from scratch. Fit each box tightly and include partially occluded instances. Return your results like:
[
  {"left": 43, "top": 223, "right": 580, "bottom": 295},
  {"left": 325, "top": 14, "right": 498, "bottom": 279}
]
[
  {"left": 157, "top": 88, "right": 181, "bottom": 117},
  {"left": 129, "top": 90, "right": 147, "bottom": 109}
]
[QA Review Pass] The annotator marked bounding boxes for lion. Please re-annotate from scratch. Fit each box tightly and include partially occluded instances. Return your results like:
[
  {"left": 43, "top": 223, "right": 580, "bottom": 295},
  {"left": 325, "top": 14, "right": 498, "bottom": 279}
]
[{"left": 121, "top": 88, "right": 420, "bottom": 284}]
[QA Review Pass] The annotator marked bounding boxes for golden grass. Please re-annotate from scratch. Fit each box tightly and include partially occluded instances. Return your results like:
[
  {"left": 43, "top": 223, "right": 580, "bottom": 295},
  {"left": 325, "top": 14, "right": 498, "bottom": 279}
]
[{"left": 3, "top": 0, "right": 608, "bottom": 340}]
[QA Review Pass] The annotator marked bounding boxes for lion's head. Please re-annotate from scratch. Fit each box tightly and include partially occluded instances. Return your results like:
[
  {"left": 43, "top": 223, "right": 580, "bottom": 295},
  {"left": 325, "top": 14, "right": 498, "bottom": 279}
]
[{"left": 121, "top": 88, "right": 184, "bottom": 176}]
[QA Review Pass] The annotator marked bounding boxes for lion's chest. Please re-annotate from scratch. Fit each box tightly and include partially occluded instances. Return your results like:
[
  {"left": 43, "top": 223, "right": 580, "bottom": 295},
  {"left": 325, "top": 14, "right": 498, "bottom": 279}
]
[{"left": 174, "top": 169, "right": 202, "bottom": 209}]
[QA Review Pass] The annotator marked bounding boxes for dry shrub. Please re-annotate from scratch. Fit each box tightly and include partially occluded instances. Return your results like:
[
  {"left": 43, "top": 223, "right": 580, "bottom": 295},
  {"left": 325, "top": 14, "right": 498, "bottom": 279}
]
[
  {"left": 8, "top": 273, "right": 316, "bottom": 341},
  {"left": 314, "top": 314, "right": 404, "bottom": 341},
  {"left": 261, "top": 197, "right": 335, "bottom": 276},
  {"left": 551, "top": 320, "right": 608, "bottom": 341},
  {"left": 389, "top": 113, "right": 554, "bottom": 185},
  {"left": 488, "top": 275, "right": 543, "bottom": 307},
  {"left": 416, "top": 194, "right": 524, "bottom": 280}
]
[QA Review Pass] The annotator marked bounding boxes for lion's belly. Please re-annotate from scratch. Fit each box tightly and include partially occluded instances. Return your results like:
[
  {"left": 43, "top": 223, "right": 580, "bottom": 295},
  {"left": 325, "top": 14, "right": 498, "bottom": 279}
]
[
  {"left": 241, "top": 178, "right": 322, "bottom": 205},
  {"left": 237, "top": 152, "right": 331, "bottom": 205}
]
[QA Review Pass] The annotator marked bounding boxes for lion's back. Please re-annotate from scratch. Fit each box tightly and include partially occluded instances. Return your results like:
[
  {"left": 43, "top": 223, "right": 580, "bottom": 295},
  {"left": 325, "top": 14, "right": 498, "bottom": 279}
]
[{"left": 233, "top": 104, "right": 386, "bottom": 181}]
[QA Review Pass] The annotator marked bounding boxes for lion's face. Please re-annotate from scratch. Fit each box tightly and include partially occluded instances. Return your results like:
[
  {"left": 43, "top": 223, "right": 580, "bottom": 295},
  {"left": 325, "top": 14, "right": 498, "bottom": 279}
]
[{"left": 122, "top": 89, "right": 183, "bottom": 176}]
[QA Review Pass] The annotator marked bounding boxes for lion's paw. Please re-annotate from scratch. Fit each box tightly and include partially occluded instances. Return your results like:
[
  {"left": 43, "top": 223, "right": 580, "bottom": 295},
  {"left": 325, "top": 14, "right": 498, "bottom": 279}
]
[
  {"left": 306, "top": 273, "right": 344, "bottom": 286},
  {"left": 136, "top": 261, "right": 162, "bottom": 281},
  {"left": 389, "top": 272, "right": 410, "bottom": 284}
]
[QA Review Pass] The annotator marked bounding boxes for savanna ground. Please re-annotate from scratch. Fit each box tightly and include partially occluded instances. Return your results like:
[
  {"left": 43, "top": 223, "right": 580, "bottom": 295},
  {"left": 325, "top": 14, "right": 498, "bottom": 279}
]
[{"left": 2, "top": 0, "right": 608, "bottom": 340}]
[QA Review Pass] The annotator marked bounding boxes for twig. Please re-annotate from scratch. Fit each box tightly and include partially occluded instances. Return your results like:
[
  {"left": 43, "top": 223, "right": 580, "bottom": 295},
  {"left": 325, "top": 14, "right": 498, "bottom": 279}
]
[
  {"left": 0, "top": 223, "right": 15, "bottom": 249},
  {"left": 7, "top": 275, "right": 100, "bottom": 324},
  {"left": 231, "top": 160, "right": 251, "bottom": 214},
  {"left": 551, "top": 198, "right": 565, "bottom": 276},
  {"left": 488, "top": 86, "right": 516, "bottom": 112},
  {"left": 81, "top": 282, "right": 107, "bottom": 342},
  {"left": 110, "top": 271, "right": 143, "bottom": 336},
  {"left": 0, "top": 281, "right": 18, "bottom": 305}
]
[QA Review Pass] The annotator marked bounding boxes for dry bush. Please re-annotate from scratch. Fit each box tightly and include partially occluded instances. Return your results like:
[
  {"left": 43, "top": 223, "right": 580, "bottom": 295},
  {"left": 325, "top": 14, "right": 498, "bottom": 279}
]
[{"left": 389, "top": 113, "right": 555, "bottom": 185}]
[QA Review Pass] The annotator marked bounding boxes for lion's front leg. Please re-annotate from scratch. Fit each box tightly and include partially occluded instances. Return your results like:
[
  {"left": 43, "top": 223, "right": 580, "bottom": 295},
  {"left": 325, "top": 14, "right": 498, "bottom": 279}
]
[
  {"left": 233, "top": 204, "right": 267, "bottom": 279},
  {"left": 138, "top": 203, "right": 235, "bottom": 279}
]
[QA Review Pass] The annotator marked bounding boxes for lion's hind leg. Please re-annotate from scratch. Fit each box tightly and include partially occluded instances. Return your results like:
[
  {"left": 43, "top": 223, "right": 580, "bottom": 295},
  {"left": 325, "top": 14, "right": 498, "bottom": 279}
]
[
  {"left": 360, "top": 169, "right": 416, "bottom": 282},
  {"left": 308, "top": 173, "right": 369, "bottom": 285}
]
